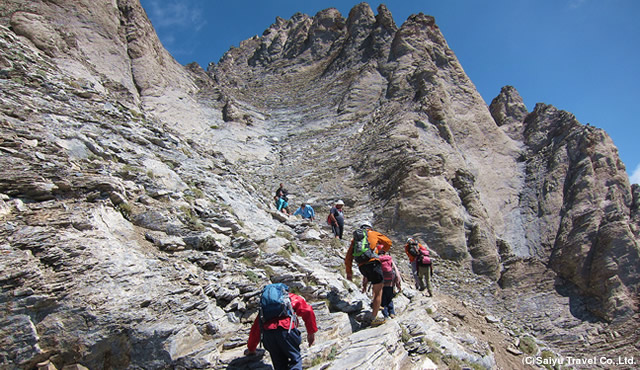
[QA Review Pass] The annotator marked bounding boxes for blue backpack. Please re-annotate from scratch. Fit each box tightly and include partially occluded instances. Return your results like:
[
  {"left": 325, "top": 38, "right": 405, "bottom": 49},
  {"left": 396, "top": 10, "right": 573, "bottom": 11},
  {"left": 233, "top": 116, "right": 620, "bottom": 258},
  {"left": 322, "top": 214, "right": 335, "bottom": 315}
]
[{"left": 259, "top": 283, "right": 296, "bottom": 331}]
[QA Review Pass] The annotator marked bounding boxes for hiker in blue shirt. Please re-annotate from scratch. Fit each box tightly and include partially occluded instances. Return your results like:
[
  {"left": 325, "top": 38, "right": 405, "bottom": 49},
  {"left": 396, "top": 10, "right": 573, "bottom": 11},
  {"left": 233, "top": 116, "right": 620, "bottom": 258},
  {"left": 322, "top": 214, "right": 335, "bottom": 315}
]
[{"left": 293, "top": 203, "right": 315, "bottom": 220}]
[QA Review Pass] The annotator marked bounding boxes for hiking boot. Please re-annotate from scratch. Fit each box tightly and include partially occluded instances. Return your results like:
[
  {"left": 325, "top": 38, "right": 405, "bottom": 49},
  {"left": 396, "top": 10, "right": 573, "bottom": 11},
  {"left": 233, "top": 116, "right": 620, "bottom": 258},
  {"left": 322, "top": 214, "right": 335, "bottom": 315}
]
[{"left": 370, "top": 317, "right": 386, "bottom": 327}]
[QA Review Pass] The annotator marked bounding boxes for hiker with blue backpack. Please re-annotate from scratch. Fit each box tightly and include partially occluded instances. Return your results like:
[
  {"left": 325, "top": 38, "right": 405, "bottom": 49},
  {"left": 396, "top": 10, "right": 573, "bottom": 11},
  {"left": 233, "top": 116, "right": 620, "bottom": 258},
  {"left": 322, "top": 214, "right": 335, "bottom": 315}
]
[
  {"left": 245, "top": 283, "right": 318, "bottom": 370},
  {"left": 405, "top": 238, "right": 434, "bottom": 296},
  {"left": 345, "top": 221, "right": 393, "bottom": 327}
]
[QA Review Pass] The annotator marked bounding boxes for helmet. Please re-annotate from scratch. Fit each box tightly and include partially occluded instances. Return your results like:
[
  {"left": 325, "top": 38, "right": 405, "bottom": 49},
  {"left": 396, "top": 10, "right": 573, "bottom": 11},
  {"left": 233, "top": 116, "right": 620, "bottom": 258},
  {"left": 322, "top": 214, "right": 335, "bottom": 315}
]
[
  {"left": 335, "top": 200, "right": 345, "bottom": 206},
  {"left": 360, "top": 221, "right": 372, "bottom": 229},
  {"left": 407, "top": 238, "right": 417, "bottom": 245}
]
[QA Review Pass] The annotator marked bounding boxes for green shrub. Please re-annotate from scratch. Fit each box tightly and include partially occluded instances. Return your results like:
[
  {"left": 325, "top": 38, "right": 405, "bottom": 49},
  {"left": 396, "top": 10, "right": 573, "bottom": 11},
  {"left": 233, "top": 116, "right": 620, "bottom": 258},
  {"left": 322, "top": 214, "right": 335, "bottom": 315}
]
[
  {"left": 245, "top": 270, "right": 260, "bottom": 284},
  {"left": 519, "top": 336, "right": 538, "bottom": 355},
  {"left": 400, "top": 326, "right": 411, "bottom": 343},
  {"left": 116, "top": 203, "right": 132, "bottom": 221}
]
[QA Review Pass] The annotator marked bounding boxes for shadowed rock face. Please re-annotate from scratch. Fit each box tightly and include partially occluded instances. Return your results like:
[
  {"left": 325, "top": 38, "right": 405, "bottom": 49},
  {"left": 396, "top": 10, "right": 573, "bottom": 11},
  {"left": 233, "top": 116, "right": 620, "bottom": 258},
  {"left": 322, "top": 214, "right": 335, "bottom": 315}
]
[{"left": 0, "top": 0, "right": 638, "bottom": 368}]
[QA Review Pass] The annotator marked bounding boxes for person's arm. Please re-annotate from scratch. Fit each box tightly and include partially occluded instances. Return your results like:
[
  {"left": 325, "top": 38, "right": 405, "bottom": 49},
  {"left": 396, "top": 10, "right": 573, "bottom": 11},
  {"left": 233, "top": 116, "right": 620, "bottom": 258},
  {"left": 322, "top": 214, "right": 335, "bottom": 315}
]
[
  {"left": 291, "top": 294, "right": 317, "bottom": 346},
  {"left": 245, "top": 316, "right": 261, "bottom": 354},
  {"left": 293, "top": 207, "right": 302, "bottom": 216},
  {"left": 370, "top": 231, "right": 392, "bottom": 252},
  {"left": 392, "top": 261, "right": 402, "bottom": 289},
  {"left": 310, "top": 206, "right": 315, "bottom": 220},
  {"left": 345, "top": 242, "right": 354, "bottom": 280},
  {"left": 329, "top": 208, "right": 337, "bottom": 224}
]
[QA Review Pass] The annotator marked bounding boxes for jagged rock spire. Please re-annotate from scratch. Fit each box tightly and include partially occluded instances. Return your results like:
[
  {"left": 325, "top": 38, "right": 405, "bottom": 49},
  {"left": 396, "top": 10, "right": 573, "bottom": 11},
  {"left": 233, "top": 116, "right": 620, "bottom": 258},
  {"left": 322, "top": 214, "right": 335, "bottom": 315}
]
[{"left": 489, "top": 85, "right": 529, "bottom": 141}]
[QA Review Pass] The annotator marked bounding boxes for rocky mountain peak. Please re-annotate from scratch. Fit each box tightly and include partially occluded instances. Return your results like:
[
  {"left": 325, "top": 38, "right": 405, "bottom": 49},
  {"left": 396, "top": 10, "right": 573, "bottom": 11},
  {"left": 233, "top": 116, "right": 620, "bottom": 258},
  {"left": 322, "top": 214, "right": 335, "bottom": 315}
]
[
  {"left": 375, "top": 4, "right": 397, "bottom": 31},
  {"left": 346, "top": 2, "right": 376, "bottom": 31},
  {"left": 489, "top": 85, "right": 529, "bottom": 141}
]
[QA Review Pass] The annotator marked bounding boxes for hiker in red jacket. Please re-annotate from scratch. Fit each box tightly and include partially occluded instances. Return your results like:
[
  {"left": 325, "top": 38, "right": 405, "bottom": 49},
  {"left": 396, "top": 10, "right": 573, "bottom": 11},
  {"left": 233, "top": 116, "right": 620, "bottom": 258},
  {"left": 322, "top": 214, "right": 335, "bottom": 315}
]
[{"left": 245, "top": 292, "right": 318, "bottom": 370}]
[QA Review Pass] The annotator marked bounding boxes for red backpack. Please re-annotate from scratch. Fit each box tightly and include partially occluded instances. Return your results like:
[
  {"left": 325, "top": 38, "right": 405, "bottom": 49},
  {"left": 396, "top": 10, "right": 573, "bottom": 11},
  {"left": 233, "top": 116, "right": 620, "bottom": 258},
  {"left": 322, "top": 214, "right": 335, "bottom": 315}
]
[
  {"left": 379, "top": 255, "right": 394, "bottom": 281},
  {"left": 417, "top": 248, "right": 431, "bottom": 266}
]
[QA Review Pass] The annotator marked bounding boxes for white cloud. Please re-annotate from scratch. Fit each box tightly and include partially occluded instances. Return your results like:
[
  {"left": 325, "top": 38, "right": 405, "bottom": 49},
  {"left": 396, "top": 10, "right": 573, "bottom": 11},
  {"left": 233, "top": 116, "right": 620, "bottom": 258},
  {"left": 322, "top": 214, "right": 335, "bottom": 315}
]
[
  {"left": 146, "top": 0, "right": 206, "bottom": 31},
  {"left": 569, "top": 0, "right": 587, "bottom": 9},
  {"left": 630, "top": 163, "right": 640, "bottom": 185}
]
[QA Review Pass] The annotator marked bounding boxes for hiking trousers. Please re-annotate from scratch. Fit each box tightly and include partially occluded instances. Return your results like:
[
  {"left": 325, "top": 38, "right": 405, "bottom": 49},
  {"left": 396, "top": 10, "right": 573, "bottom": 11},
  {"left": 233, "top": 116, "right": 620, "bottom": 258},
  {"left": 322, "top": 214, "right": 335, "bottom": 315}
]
[
  {"left": 331, "top": 221, "right": 343, "bottom": 239},
  {"left": 381, "top": 286, "right": 395, "bottom": 317},
  {"left": 262, "top": 327, "right": 302, "bottom": 370},
  {"left": 417, "top": 265, "right": 433, "bottom": 295}
]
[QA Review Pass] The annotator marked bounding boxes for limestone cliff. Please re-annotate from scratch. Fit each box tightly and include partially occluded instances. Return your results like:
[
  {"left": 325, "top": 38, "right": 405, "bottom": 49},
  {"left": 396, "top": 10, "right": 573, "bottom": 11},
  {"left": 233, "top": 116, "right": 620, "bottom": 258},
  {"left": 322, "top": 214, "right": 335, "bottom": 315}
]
[{"left": 0, "top": 1, "right": 638, "bottom": 368}]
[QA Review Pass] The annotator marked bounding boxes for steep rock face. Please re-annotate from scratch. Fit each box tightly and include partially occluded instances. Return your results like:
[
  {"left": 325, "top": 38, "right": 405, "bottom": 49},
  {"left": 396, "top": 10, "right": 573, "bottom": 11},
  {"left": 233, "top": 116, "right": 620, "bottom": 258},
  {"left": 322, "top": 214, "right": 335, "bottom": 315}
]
[
  {"left": 2, "top": 0, "right": 217, "bottom": 137},
  {"left": 518, "top": 104, "right": 639, "bottom": 320},
  {"left": 214, "top": 4, "right": 524, "bottom": 281}
]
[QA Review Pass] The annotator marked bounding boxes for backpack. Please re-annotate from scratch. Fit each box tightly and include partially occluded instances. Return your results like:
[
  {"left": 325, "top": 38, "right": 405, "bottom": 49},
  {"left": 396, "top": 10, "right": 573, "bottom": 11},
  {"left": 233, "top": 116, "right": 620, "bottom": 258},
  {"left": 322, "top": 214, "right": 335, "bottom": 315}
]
[
  {"left": 352, "top": 228, "right": 377, "bottom": 264},
  {"left": 379, "top": 255, "right": 394, "bottom": 281},
  {"left": 417, "top": 249, "right": 432, "bottom": 266},
  {"left": 408, "top": 243, "right": 420, "bottom": 257},
  {"left": 327, "top": 213, "right": 333, "bottom": 226},
  {"left": 259, "top": 283, "right": 296, "bottom": 331}
]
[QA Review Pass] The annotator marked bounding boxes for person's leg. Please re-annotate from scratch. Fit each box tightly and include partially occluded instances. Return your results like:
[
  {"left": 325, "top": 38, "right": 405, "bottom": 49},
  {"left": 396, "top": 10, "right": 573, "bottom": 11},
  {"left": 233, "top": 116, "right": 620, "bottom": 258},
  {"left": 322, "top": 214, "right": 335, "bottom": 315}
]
[
  {"left": 417, "top": 266, "right": 427, "bottom": 291},
  {"left": 381, "top": 286, "right": 393, "bottom": 317},
  {"left": 410, "top": 260, "right": 420, "bottom": 289},
  {"left": 331, "top": 223, "right": 339, "bottom": 238},
  {"left": 386, "top": 286, "right": 396, "bottom": 316},
  {"left": 338, "top": 222, "right": 344, "bottom": 239},
  {"left": 283, "top": 329, "right": 303, "bottom": 370},
  {"left": 371, "top": 282, "right": 383, "bottom": 319},
  {"left": 262, "top": 329, "right": 289, "bottom": 370},
  {"left": 360, "top": 261, "right": 384, "bottom": 321},
  {"left": 425, "top": 266, "right": 433, "bottom": 296}
]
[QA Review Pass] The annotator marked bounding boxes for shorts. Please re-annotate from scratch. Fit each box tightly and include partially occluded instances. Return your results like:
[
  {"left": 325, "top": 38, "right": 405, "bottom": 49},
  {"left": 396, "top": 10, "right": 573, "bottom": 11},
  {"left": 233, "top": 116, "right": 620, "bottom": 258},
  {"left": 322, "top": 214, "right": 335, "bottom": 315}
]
[{"left": 359, "top": 260, "right": 383, "bottom": 285}]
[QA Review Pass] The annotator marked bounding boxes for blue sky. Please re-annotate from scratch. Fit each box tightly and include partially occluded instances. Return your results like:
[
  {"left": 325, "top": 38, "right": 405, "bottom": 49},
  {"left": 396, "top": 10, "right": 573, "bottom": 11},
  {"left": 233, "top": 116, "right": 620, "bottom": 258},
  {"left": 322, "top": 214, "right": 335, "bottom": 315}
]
[{"left": 140, "top": 0, "right": 640, "bottom": 184}]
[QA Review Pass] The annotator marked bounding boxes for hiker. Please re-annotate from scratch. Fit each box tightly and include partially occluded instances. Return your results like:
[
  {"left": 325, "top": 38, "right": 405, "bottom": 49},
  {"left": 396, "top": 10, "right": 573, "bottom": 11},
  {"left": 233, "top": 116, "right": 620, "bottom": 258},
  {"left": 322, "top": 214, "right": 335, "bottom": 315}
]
[
  {"left": 361, "top": 248, "right": 402, "bottom": 319},
  {"left": 404, "top": 238, "right": 433, "bottom": 296},
  {"left": 274, "top": 183, "right": 288, "bottom": 200},
  {"left": 379, "top": 249, "right": 402, "bottom": 318},
  {"left": 245, "top": 283, "right": 318, "bottom": 370},
  {"left": 293, "top": 202, "right": 315, "bottom": 220},
  {"left": 328, "top": 200, "right": 345, "bottom": 239},
  {"left": 274, "top": 183, "right": 290, "bottom": 214},
  {"left": 275, "top": 196, "right": 290, "bottom": 214},
  {"left": 345, "top": 221, "right": 392, "bottom": 327}
]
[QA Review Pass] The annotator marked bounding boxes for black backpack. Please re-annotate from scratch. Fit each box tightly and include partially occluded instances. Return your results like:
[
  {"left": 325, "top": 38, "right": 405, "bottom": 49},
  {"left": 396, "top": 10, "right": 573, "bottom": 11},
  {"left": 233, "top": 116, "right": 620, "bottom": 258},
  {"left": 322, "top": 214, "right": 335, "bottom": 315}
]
[
  {"left": 353, "top": 228, "right": 377, "bottom": 263},
  {"left": 408, "top": 242, "right": 420, "bottom": 257}
]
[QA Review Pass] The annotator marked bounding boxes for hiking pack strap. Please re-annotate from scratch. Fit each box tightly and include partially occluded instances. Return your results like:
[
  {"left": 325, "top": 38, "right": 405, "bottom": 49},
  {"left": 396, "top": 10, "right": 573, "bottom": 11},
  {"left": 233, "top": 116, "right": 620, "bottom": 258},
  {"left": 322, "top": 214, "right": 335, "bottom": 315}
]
[{"left": 359, "top": 229, "right": 368, "bottom": 252}]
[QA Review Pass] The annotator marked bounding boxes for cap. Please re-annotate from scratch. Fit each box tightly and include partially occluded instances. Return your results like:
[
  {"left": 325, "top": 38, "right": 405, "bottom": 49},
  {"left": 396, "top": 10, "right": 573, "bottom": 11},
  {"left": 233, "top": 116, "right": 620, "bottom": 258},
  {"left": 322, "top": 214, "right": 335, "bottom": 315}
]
[
  {"left": 335, "top": 200, "right": 344, "bottom": 206},
  {"left": 360, "top": 221, "right": 372, "bottom": 229}
]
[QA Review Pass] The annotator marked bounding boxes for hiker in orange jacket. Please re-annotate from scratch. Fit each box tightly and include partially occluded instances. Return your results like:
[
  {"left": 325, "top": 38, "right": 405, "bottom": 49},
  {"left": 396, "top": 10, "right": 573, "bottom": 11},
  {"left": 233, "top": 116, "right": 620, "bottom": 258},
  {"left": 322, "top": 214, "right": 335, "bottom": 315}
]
[
  {"left": 345, "top": 221, "right": 392, "bottom": 327},
  {"left": 245, "top": 292, "right": 318, "bottom": 370}
]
